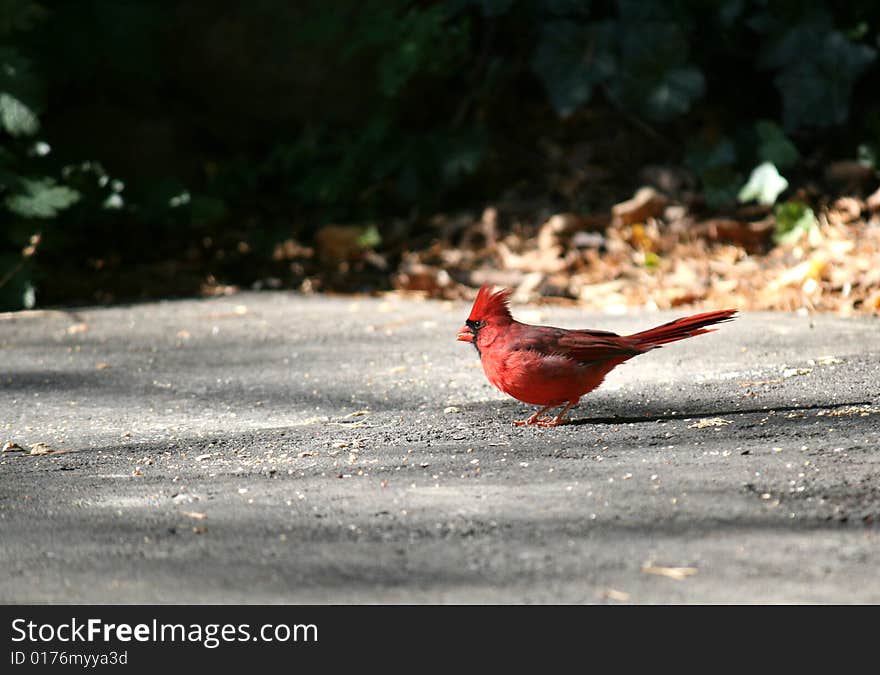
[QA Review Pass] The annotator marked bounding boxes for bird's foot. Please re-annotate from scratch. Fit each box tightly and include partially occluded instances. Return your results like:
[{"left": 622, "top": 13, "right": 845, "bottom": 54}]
[
  {"left": 514, "top": 416, "right": 553, "bottom": 426},
  {"left": 538, "top": 401, "right": 579, "bottom": 427},
  {"left": 534, "top": 416, "right": 569, "bottom": 427},
  {"left": 513, "top": 406, "right": 555, "bottom": 426}
]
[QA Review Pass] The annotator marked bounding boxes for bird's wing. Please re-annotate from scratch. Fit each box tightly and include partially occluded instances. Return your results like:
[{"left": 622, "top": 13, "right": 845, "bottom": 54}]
[
  {"left": 556, "top": 330, "right": 643, "bottom": 364},
  {"left": 510, "top": 325, "right": 643, "bottom": 364}
]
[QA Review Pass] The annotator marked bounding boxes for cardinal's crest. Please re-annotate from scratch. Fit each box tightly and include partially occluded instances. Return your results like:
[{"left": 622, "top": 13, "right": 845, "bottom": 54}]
[{"left": 468, "top": 283, "right": 513, "bottom": 322}]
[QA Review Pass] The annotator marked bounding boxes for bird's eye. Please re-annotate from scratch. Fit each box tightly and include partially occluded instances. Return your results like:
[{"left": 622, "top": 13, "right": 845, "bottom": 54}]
[{"left": 473, "top": 320, "right": 483, "bottom": 328}]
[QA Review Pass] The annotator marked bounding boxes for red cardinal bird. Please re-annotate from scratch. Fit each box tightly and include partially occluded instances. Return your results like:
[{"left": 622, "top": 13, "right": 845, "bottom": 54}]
[{"left": 457, "top": 284, "right": 736, "bottom": 426}]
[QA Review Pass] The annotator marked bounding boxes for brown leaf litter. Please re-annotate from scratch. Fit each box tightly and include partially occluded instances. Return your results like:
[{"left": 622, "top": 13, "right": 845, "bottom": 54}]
[{"left": 391, "top": 185, "right": 880, "bottom": 316}]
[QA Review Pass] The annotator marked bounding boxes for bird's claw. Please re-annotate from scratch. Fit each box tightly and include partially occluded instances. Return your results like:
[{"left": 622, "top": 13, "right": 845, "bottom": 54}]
[
  {"left": 534, "top": 417, "right": 567, "bottom": 427},
  {"left": 514, "top": 416, "right": 567, "bottom": 427},
  {"left": 513, "top": 418, "right": 544, "bottom": 426}
]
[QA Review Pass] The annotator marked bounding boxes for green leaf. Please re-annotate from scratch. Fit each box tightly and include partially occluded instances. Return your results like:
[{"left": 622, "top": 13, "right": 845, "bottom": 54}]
[
  {"left": 102, "top": 193, "right": 124, "bottom": 210},
  {"left": 755, "top": 120, "right": 799, "bottom": 169},
  {"left": 857, "top": 144, "right": 876, "bottom": 169},
  {"left": 5, "top": 178, "right": 80, "bottom": 218},
  {"left": 773, "top": 202, "right": 816, "bottom": 244},
  {"left": 738, "top": 162, "right": 788, "bottom": 206},
  {"left": 0, "top": 92, "right": 39, "bottom": 136},
  {"left": 357, "top": 225, "right": 381, "bottom": 249},
  {"left": 22, "top": 281, "right": 35, "bottom": 309}
]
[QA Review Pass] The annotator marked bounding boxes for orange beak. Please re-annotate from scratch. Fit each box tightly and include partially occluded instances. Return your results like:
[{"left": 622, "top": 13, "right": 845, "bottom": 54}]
[{"left": 456, "top": 325, "right": 473, "bottom": 342}]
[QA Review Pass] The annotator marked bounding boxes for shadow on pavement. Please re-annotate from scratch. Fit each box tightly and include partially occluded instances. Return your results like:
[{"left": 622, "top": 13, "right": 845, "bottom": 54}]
[{"left": 568, "top": 400, "right": 874, "bottom": 426}]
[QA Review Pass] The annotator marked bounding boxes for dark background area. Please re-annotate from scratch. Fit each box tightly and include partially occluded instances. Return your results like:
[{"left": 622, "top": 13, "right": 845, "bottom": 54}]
[{"left": 1, "top": 0, "right": 879, "bottom": 310}]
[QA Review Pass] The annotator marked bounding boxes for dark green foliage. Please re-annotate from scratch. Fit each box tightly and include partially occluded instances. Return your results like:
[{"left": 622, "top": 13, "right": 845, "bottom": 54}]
[
  {"left": 532, "top": 19, "right": 611, "bottom": 117},
  {"left": 753, "top": 9, "right": 876, "bottom": 131},
  {"left": 532, "top": 5, "right": 706, "bottom": 122},
  {"left": 755, "top": 120, "right": 800, "bottom": 169},
  {"left": 1, "top": 0, "right": 879, "bottom": 309},
  {"left": 684, "top": 137, "right": 742, "bottom": 208},
  {"left": 0, "top": 1, "right": 81, "bottom": 309}
]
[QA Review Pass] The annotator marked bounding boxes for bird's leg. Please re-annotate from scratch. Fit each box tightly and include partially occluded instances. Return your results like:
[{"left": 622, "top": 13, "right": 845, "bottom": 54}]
[
  {"left": 535, "top": 400, "right": 579, "bottom": 427},
  {"left": 513, "top": 405, "right": 555, "bottom": 426}
]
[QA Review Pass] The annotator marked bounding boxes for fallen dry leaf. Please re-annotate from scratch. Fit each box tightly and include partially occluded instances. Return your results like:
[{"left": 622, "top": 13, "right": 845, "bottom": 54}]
[
  {"left": 612, "top": 186, "right": 668, "bottom": 226},
  {"left": 393, "top": 260, "right": 453, "bottom": 295},
  {"left": 698, "top": 218, "right": 773, "bottom": 253},
  {"left": 600, "top": 588, "right": 631, "bottom": 602},
  {"left": 817, "top": 405, "right": 878, "bottom": 417},
  {"left": 495, "top": 241, "right": 570, "bottom": 274},
  {"left": 641, "top": 563, "right": 699, "bottom": 580},
  {"left": 66, "top": 323, "right": 88, "bottom": 335},
  {"left": 200, "top": 280, "right": 239, "bottom": 297},
  {"left": 536, "top": 213, "right": 588, "bottom": 251},
  {"left": 3, "top": 441, "right": 25, "bottom": 453},
  {"left": 829, "top": 197, "right": 863, "bottom": 225},
  {"left": 182, "top": 511, "right": 207, "bottom": 520},
  {"left": 739, "top": 379, "right": 782, "bottom": 387},
  {"left": 29, "top": 442, "right": 54, "bottom": 455},
  {"left": 272, "top": 238, "right": 314, "bottom": 261},
  {"left": 314, "top": 225, "right": 368, "bottom": 265},
  {"left": 867, "top": 185, "right": 880, "bottom": 213},
  {"left": 688, "top": 418, "right": 732, "bottom": 429}
]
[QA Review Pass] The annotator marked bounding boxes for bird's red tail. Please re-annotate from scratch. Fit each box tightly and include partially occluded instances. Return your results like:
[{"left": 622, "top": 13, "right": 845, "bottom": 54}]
[{"left": 629, "top": 309, "right": 737, "bottom": 349}]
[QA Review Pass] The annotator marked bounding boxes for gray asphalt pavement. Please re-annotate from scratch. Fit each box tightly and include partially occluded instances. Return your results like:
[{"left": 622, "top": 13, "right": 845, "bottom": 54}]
[{"left": 1, "top": 291, "right": 879, "bottom": 603}]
